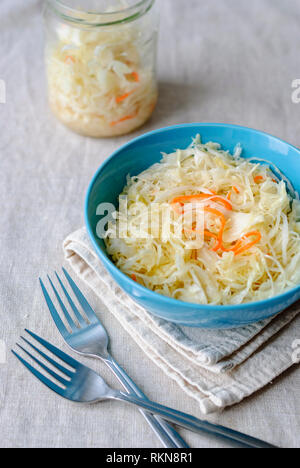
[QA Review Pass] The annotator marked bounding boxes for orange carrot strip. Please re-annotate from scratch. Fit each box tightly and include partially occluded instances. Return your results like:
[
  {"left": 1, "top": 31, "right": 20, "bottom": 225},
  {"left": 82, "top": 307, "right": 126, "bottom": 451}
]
[
  {"left": 65, "top": 55, "right": 75, "bottom": 64},
  {"left": 131, "top": 274, "right": 137, "bottom": 282},
  {"left": 254, "top": 175, "right": 265, "bottom": 183},
  {"left": 220, "top": 241, "right": 236, "bottom": 253},
  {"left": 234, "top": 231, "right": 262, "bottom": 255},
  {"left": 204, "top": 207, "right": 226, "bottom": 252},
  {"left": 170, "top": 198, "right": 228, "bottom": 252},
  {"left": 116, "top": 91, "right": 133, "bottom": 104},
  {"left": 220, "top": 239, "right": 243, "bottom": 253},
  {"left": 131, "top": 71, "right": 140, "bottom": 82},
  {"left": 177, "top": 205, "right": 226, "bottom": 252},
  {"left": 110, "top": 114, "right": 136, "bottom": 126},
  {"left": 170, "top": 194, "right": 232, "bottom": 211},
  {"left": 221, "top": 231, "right": 262, "bottom": 255},
  {"left": 185, "top": 227, "right": 218, "bottom": 239},
  {"left": 204, "top": 230, "right": 218, "bottom": 239},
  {"left": 204, "top": 230, "right": 219, "bottom": 249},
  {"left": 185, "top": 227, "right": 219, "bottom": 249},
  {"left": 227, "top": 186, "right": 240, "bottom": 200},
  {"left": 170, "top": 202, "right": 183, "bottom": 215},
  {"left": 205, "top": 195, "right": 233, "bottom": 211}
]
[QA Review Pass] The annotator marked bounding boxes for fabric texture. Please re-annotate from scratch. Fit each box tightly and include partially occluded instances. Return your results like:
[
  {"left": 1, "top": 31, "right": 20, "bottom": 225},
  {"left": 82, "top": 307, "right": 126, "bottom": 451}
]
[
  {"left": 64, "top": 228, "right": 300, "bottom": 414},
  {"left": 1, "top": 0, "right": 300, "bottom": 448}
]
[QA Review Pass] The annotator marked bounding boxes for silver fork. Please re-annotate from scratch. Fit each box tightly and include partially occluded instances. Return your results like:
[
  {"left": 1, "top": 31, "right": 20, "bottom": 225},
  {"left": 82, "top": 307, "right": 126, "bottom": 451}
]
[
  {"left": 39, "top": 268, "right": 188, "bottom": 449},
  {"left": 12, "top": 330, "right": 276, "bottom": 448}
]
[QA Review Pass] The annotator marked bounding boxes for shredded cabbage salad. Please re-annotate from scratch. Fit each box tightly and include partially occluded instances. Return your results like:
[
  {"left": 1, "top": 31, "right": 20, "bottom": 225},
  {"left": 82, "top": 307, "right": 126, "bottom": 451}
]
[
  {"left": 105, "top": 135, "right": 300, "bottom": 305},
  {"left": 46, "top": 12, "right": 157, "bottom": 137}
]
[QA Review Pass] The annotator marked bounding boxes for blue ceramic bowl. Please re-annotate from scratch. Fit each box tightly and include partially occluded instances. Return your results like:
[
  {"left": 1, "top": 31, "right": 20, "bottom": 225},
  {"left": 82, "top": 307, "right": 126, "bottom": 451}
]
[{"left": 85, "top": 124, "right": 300, "bottom": 328}]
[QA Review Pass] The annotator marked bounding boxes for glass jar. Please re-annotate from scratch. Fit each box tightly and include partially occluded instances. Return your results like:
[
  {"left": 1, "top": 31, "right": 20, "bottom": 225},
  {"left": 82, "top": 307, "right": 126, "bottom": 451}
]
[{"left": 43, "top": 0, "right": 159, "bottom": 137}]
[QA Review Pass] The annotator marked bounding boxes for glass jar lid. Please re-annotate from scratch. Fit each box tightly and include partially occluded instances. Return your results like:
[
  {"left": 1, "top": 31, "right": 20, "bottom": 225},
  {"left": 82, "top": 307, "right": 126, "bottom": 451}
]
[{"left": 46, "top": 0, "right": 155, "bottom": 26}]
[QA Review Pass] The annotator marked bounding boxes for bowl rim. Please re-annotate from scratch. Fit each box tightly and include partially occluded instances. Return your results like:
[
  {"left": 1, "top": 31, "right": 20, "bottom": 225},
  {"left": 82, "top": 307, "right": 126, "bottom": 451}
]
[{"left": 85, "top": 122, "right": 300, "bottom": 311}]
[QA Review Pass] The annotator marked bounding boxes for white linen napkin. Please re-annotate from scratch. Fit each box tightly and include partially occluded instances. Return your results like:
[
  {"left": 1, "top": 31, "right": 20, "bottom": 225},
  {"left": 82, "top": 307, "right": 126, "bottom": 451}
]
[{"left": 63, "top": 227, "right": 300, "bottom": 414}]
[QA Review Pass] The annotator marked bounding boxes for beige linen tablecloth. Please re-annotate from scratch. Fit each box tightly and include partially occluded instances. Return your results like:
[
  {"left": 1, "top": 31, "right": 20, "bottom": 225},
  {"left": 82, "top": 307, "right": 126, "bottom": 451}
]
[{"left": 0, "top": 0, "right": 300, "bottom": 448}]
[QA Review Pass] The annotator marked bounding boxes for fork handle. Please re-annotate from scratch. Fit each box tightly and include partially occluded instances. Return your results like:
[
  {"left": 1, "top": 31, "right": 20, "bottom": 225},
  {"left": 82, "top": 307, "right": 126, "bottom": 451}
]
[
  {"left": 104, "top": 356, "right": 189, "bottom": 449},
  {"left": 114, "top": 392, "right": 276, "bottom": 448}
]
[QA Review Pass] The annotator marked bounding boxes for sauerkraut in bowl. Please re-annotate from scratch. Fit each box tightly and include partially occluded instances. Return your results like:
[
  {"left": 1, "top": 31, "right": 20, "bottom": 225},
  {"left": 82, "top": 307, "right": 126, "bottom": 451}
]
[
  {"left": 44, "top": 0, "right": 158, "bottom": 137},
  {"left": 104, "top": 135, "right": 300, "bottom": 306}
]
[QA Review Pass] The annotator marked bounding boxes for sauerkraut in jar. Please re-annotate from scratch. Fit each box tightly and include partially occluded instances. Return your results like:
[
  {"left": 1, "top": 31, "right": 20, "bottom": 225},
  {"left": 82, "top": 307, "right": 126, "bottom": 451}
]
[{"left": 43, "top": 0, "right": 159, "bottom": 137}]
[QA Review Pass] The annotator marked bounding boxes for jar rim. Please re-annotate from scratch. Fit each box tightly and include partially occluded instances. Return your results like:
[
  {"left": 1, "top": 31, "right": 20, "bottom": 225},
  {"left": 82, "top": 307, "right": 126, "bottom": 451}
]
[{"left": 46, "top": 0, "right": 155, "bottom": 26}]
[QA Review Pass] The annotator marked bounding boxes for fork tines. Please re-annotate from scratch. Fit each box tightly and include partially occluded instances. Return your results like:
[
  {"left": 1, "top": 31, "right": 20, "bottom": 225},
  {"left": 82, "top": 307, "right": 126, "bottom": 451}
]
[
  {"left": 12, "top": 329, "right": 79, "bottom": 397},
  {"left": 39, "top": 268, "right": 98, "bottom": 339}
]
